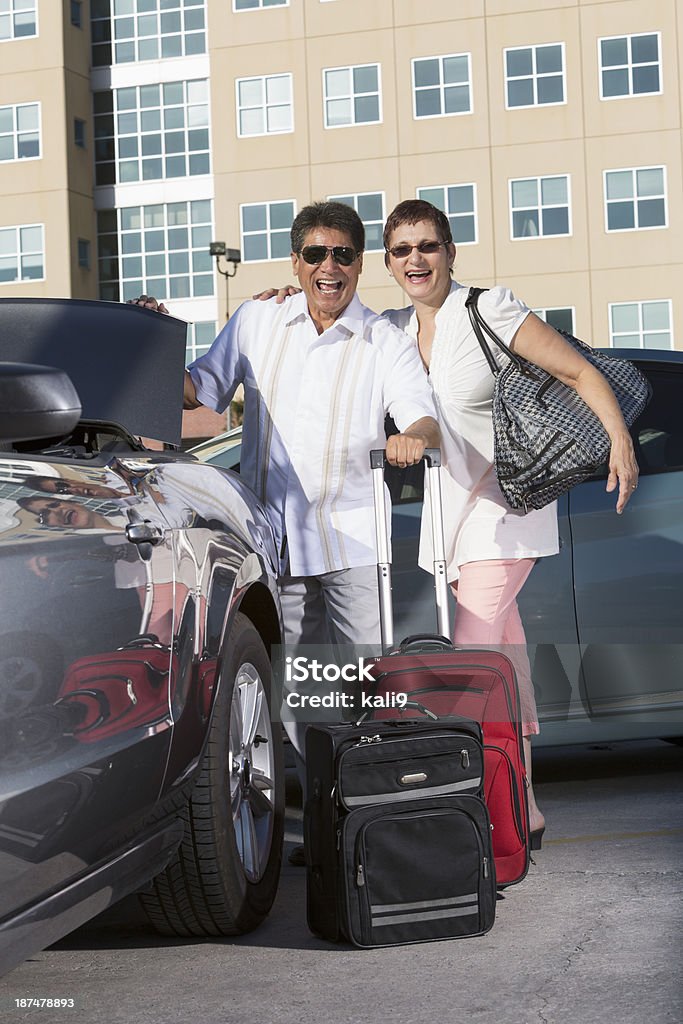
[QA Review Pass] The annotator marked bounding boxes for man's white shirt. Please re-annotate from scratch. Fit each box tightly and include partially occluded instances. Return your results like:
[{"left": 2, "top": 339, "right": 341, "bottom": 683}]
[{"left": 188, "top": 292, "right": 436, "bottom": 576}]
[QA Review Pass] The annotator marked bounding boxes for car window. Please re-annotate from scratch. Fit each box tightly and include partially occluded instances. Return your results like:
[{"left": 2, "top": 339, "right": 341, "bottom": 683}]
[
  {"left": 631, "top": 367, "right": 683, "bottom": 474},
  {"left": 204, "top": 449, "right": 241, "bottom": 473}
]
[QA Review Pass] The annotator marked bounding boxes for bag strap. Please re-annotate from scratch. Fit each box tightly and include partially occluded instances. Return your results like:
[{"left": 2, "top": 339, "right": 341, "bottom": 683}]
[{"left": 465, "top": 286, "right": 531, "bottom": 377}]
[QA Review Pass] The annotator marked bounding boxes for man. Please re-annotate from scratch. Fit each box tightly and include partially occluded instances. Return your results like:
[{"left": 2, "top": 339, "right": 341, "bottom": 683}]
[
  {"left": 134, "top": 202, "right": 439, "bottom": 848},
  {"left": 140, "top": 201, "right": 438, "bottom": 651}
]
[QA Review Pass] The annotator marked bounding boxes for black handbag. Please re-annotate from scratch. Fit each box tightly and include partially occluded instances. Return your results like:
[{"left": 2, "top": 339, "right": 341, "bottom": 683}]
[{"left": 464, "top": 287, "right": 652, "bottom": 512}]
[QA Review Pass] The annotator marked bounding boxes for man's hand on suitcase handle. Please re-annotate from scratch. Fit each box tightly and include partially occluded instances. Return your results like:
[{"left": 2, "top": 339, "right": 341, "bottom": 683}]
[
  {"left": 371, "top": 447, "right": 442, "bottom": 469},
  {"left": 384, "top": 417, "right": 441, "bottom": 468}
]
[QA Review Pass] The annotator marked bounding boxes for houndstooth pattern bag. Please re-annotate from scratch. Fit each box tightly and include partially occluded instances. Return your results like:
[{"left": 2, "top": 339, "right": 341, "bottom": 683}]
[{"left": 465, "top": 287, "right": 652, "bottom": 512}]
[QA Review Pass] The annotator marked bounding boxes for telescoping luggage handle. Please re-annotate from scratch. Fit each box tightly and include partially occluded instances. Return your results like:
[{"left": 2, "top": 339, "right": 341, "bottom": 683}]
[{"left": 370, "top": 448, "right": 449, "bottom": 652}]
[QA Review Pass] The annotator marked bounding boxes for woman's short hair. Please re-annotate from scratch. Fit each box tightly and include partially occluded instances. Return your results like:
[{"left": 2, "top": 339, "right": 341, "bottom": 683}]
[
  {"left": 291, "top": 201, "right": 365, "bottom": 255},
  {"left": 383, "top": 199, "right": 453, "bottom": 251}
]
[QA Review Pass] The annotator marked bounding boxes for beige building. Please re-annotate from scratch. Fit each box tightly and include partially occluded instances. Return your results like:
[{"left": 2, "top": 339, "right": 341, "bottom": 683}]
[{"left": 0, "top": 0, "right": 680, "bottom": 434}]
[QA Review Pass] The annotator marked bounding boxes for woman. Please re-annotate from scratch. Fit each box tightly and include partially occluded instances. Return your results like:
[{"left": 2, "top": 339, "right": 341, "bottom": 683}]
[
  {"left": 256, "top": 198, "right": 638, "bottom": 844},
  {"left": 380, "top": 199, "right": 639, "bottom": 844}
]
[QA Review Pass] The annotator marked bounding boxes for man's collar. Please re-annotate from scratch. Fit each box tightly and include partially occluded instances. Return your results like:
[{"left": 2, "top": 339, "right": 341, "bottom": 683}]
[{"left": 284, "top": 291, "right": 367, "bottom": 334}]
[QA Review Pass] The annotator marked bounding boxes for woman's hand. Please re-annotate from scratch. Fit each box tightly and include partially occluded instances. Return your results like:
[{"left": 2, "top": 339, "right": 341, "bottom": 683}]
[
  {"left": 252, "top": 286, "right": 301, "bottom": 303},
  {"left": 126, "top": 295, "right": 169, "bottom": 314},
  {"left": 606, "top": 429, "right": 640, "bottom": 514}
]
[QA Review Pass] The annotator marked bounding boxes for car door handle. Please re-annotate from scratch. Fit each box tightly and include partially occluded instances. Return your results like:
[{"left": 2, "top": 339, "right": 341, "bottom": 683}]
[{"left": 125, "top": 521, "right": 165, "bottom": 560}]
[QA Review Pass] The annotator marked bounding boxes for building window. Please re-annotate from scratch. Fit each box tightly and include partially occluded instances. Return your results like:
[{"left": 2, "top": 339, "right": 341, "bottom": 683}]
[
  {"left": 412, "top": 53, "right": 472, "bottom": 119},
  {"left": 599, "top": 33, "right": 661, "bottom": 99},
  {"left": 505, "top": 43, "right": 564, "bottom": 108},
  {"left": 327, "top": 192, "right": 384, "bottom": 251},
  {"left": 0, "top": 103, "right": 40, "bottom": 162},
  {"left": 416, "top": 184, "right": 477, "bottom": 245},
  {"left": 77, "top": 239, "right": 91, "bottom": 269},
  {"left": 0, "top": 0, "right": 37, "bottom": 40},
  {"left": 323, "top": 64, "right": 381, "bottom": 128},
  {"left": 609, "top": 300, "right": 672, "bottom": 349},
  {"left": 94, "top": 79, "right": 210, "bottom": 187},
  {"left": 71, "top": 0, "right": 82, "bottom": 28},
  {"left": 240, "top": 200, "right": 295, "bottom": 262},
  {"left": 91, "top": 0, "right": 206, "bottom": 68},
  {"left": 234, "top": 0, "right": 287, "bottom": 9},
  {"left": 533, "top": 307, "right": 575, "bottom": 335},
  {"left": 510, "top": 175, "right": 570, "bottom": 238},
  {"left": 74, "top": 118, "right": 87, "bottom": 148},
  {"left": 0, "top": 224, "right": 44, "bottom": 284},
  {"left": 97, "top": 200, "right": 214, "bottom": 303},
  {"left": 604, "top": 166, "right": 667, "bottom": 231},
  {"left": 236, "top": 74, "right": 293, "bottom": 137},
  {"left": 186, "top": 321, "right": 216, "bottom": 364}
]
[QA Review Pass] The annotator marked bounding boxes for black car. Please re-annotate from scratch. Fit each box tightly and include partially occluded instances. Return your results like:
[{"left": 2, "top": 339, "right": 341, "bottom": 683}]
[{"left": 0, "top": 299, "right": 285, "bottom": 978}]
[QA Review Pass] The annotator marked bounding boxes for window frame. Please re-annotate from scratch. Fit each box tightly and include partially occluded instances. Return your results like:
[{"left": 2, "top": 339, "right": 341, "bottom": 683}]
[
  {"left": 415, "top": 183, "right": 478, "bottom": 246},
  {"left": 411, "top": 52, "right": 473, "bottom": 121},
  {"left": 186, "top": 321, "right": 217, "bottom": 365},
  {"left": 239, "top": 199, "right": 297, "bottom": 263},
  {"left": 503, "top": 42, "right": 566, "bottom": 110},
  {"left": 0, "top": 223, "right": 45, "bottom": 285},
  {"left": 0, "top": 0, "right": 38, "bottom": 42},
  {"left": 608, "top": 299, "right": 673, "bottom": 350},
  {"left": 326, "top": 191, "right": 386, "bottom": 252},
  {"left": 94, "top": 78, "right": 212, "bottom": 187},
  {"left": 98, "top": 200, "right": 215, "bottom": 304},
  {"left": 235, "top": 73, "right": 294, "bottom": 138},
  {"left": 90, "top": 0, "right": 207, "bottom": 68},
  {"left": 0, "top": 101, "right": 41, "bottom": 163},
  {"left": 603, "top": 164, "right": 668, "bottom": 233},
  {"left": 509, "top": 174, "right": 572, "bottom": 240},
  {"left": 233, "top": 0, "right": 289, "bottom": 10},
  {"left": 77, "top": 238, "right": 91, "bottom": 270},
  {"left": 532, "top": 306, "right": 576, "bottom": 335},
  {"left": 598, "top": 31, "right": 662, "bottom": 101},
  {"left": 74, "top": 118, "right": 87, "bottom": 149},
  {"left": 322, "top": 62, "right": 382, "bottom": 130}
]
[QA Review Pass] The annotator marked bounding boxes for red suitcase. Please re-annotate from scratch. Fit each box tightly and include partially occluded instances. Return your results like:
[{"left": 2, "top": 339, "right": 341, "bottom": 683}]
[
  {"left": 56, "top": 637, "right": 175, "bottom": 743},
  {"left": 365, "top": 449, "right": 531, "bottom": 887}
]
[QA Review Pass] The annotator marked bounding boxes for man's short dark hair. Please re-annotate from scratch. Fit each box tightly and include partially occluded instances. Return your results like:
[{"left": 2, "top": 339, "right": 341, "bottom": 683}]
[
  {"left": 383, "top": 199, "right": 453, "bottom": 251},
  {"left": 291, "top": 201, "right": 365, "bottom": 255}
]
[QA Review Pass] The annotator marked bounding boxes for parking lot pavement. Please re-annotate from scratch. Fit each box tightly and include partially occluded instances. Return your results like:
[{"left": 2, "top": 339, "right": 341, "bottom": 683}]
[{"left": 1, "top": 739, "right": 681, "bottom": 1024}]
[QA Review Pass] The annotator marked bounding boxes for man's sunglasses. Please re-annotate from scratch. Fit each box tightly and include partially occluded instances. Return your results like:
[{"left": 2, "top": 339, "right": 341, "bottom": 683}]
[
  {"left": 299, "top": 245, "right": 359, "bottom": 267},
  {"left": 386, "top": 240, "right": 448, "bottom": 260},
  {"left": 47, "top": 480, "right": 71, "bottom": 494}
]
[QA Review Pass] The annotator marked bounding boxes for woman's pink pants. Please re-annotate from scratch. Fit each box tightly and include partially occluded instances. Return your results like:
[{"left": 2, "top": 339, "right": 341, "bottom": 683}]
[{"left": 451, "top": 558, "right": 539, "bottom": 736}]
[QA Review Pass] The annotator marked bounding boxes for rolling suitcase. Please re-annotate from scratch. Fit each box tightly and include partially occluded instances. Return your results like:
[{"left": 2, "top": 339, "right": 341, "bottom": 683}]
[
  {"left": 365, "top": 449, "right": 531, "bottom": 888},
  {"left": 305, "top": 717, "right": 496, "bottom": 946}
]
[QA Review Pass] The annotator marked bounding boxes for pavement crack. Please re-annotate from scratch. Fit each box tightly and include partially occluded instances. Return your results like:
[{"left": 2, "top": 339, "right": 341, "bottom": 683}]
[{"left": 536, "top": 996, "right": 551, "bottom": 1024}]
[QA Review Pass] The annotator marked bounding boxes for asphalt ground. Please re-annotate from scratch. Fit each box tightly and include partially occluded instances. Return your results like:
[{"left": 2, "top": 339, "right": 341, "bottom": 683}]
[{"left": 1, "top": 738, "right": 681, "bottom": 1024}]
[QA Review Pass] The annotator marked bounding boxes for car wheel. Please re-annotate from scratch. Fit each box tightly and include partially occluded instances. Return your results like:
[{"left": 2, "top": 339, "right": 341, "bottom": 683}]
[{"left": 142, "top": 612, "right": 284, "bottom": 936}]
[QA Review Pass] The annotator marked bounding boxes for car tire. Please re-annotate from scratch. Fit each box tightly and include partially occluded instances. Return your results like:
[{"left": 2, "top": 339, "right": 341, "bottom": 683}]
[{"left": 142, "top": 612, "right": 284, "bottom": 936}]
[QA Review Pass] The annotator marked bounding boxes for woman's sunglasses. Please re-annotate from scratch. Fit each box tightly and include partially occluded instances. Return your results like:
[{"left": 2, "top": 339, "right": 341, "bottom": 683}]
[
  {"left": 386, "top": 240, "right": 447, "bottom": 260},
  {"left": 299, "top": 245, "right": 359, "bottom": 267},
  {"left": 34, "top": 500, "right": 62, "bottom": 526}
]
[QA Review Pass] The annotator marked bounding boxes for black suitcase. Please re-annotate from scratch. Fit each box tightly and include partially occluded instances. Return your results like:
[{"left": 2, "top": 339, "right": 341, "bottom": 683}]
[{"left": 305, "top": 717, "right": 496, "bottom": 947}]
